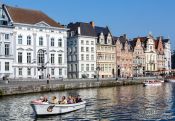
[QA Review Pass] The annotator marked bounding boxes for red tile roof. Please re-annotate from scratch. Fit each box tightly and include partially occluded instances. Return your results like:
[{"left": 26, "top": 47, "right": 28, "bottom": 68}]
[{"left": 5, "top": 5, "right": 64, "bottom": 28}]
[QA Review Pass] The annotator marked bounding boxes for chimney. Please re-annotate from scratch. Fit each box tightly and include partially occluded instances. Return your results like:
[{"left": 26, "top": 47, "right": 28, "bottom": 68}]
[{"left": 90, "top": 21, "right": 95, "bottom": 28}]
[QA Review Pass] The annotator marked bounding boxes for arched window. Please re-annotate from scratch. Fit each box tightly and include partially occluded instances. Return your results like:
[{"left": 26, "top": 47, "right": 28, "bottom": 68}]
[
  {"left": 58, "top": 39, "right": 62, "bottom": 47},
  {"left": 18, "top": 35, "right": 22, "bottom": 44},
  {"left": 39, "top": 37, "right": 43, "bottom": 46},
  {"left": 51, "top": 38, "right": 54, "bottom": 46},
  {"left": 37, "top": 49, "right": 45, "bottom": 64},
  {"left": 27, "top": 36, "right": 31, "bottom": 45}
]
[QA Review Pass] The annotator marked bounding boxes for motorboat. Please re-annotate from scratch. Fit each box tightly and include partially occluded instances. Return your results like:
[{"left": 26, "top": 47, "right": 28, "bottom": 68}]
[
  {"left": 165, "top": 76, "right": 175, "bottom": 83},
  {"left": 30, "top": 100, "right": 86, "bottom": 115},
  {"left": 143, "top": 80, "right": 162, "bottom": 86},
  {"left": 167, "top": 79, "right": 175, "bottom": 83}
]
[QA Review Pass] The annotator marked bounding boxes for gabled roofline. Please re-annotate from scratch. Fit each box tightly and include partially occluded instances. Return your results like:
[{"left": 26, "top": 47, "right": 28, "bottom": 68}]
[{"left": 35, "top": 21, "right": 51, "bottom": 27}]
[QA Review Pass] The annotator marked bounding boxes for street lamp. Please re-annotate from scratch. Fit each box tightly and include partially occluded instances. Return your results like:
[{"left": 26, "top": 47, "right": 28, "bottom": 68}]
[
  {"left": 96, "top": 66, "right": 100, "bottom": 81},
  {"left": 96, "top": 53, "right": 102, "bottom": 81}
]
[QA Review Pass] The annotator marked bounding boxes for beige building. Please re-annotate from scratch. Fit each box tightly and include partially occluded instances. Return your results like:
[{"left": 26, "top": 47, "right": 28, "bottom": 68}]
[
  {"left": 114, "top": 35, "right": 133, "bottom": 78},
  {"left": 94, "top": 24, "right": 116, "bottom": 78}
]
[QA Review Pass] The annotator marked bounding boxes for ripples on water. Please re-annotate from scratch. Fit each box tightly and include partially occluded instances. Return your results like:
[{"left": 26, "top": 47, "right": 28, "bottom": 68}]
[{"left": 1, "top": 83, "right": 175, "bottom": 120}]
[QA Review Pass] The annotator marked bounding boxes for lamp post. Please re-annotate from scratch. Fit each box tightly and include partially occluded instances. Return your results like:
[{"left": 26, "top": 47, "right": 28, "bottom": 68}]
[
  {"left": 96, "top": 67, "right": 100, "bottom": 81},
  {"left": 96, "top": 53, "right": 102, "bottom": 81}
]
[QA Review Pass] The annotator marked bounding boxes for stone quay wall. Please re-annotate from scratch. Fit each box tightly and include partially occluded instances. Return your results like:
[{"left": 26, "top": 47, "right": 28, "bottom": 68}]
[{"left": 0, "top": 79, "right": 145, "bottom": 96}]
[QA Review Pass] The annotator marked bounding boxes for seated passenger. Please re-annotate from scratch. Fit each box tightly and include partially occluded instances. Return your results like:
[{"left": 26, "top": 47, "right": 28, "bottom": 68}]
[
  {"left": 51, "top": 96, "right": 58, "bottom": 104},
  {"left": 67, "top": 96, "right": 73, "bottom": 104},
  {"left": 31, "top": 96, "right": 44, "bottom": 104},
  {"left": 60, "top": 96, "right": 67, "bottom": 104},
  {"left": 42, "top": 96, "right": 48, "bottom": 102},
  {"left": 72, "top": 96, "right": 76, "bottom": 103},
  {"left": 76, "top": 95, "right": 82, "bottom": 103}
]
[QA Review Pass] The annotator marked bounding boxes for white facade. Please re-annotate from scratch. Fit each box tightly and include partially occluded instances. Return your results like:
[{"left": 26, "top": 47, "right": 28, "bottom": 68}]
[
  {"left": 67, "top": 36, "right": 96, "bottom": 79},
  {"left": 0, "top": 27, "right": 14, "bottom": 78},
  {"left": 145, "top": 36, "right": 157, "bottom": 72},
  {"left": 0, "top": 4, "right": 14, "bottom": 78},
  {"left": 1, "top": 4, "right": 68, "bottom": 79},
  {"left": 12, "top": 23, "right": 68, "bottom": 79},
  {"left": 164, "top": 40, "right": 171, "bottom": 72}
]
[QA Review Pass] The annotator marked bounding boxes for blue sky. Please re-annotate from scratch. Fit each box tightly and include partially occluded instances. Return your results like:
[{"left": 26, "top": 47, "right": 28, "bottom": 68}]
[{"left": 1, "top": 0, "right": 175, "bottom": 49}]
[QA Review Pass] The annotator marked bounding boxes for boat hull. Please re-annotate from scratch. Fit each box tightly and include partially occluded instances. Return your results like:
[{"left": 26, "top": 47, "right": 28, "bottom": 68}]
[
  {"left": 143, "top": 80, "right": 162, "bottom": 86},
  {"left": 30, "top": 101, "right": 86, "bottom": 115},
  {"left": 144, "top": 83, "right": 162, "bottom": 86},
  {"left": 167, "top": 79, "right": 175, "bottom": 83}
]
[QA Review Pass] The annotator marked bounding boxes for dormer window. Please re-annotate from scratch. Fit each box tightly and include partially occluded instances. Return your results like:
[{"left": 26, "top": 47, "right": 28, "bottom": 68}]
[
  {"left": 100, "top": 33, "right": 104, "bottom": 44},
  {"left": 0, "top": 8, "right": 3, "bottom": 18},
  {"left": 71, "top": 31, "right": 75, "bottom": 37},
  {"left": 0, "top": 8, "right": 5, "bottom": 19},
  {"left": 108, "top": 39, "right": 111, "bottom": 44},
  {"left": 100, "top": 39, "right": 104, "bottom": 44}
]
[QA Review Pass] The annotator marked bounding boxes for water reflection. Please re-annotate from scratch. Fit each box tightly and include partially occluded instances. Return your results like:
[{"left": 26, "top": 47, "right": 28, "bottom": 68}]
[{"left": 1, "top": 83, "right": 175, "bottom": 120}]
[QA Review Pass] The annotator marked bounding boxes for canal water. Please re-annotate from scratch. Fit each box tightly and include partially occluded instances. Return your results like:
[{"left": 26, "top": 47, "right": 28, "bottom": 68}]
[{"left": 0, "top": 83, "right": 175, "bottom": 121}]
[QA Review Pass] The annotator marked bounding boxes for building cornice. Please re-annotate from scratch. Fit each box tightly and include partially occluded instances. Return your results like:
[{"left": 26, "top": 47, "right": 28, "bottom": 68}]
[{"left": 13, "top": 22, "right": 69, "bottom": 31}]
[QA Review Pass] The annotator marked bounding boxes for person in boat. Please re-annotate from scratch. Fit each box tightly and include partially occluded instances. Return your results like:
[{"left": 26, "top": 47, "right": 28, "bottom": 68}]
[
  {"left": 31, "top": 96, "right": 45, "bottom": 104},
  {"left": 60, "top": 96, "right": 67, "bottom": 104},
  {"left": 71, "top": 96, "right": 76, "bottom": 103},
  {"left": 67, "top": 96, "right": 73, "bottom": 104},
  {"left": 42, "top": 96, "right": 48, "bottom": 102},
  {"left": 51, "top": 96, "right": 58, "bottom": 104},
  {"left": 76, "top": 95, "right": 82, "bottom": 103}
]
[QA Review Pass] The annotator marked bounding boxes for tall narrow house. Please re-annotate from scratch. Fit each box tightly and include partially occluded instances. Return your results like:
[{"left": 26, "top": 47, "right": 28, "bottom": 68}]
[
  {"left": 114, "top": 34, "right": 133, "bottom": 78},
  {"left": 131, "top": 37, "right": 145, "bottom": 77},
  {"left": 95, "top": 24, "right": 116, "bottom": 78},
  {"left": 136, "top": 34, "right": 157, "bottom": 74},
  {"left": 163, "top": 38, "right": 171, "bottom": 73},
  {"left": 67, "top": 22, "right": 97, "bottom": 79},
  {"left": 155, "top": 37, "right": 165, "bottom": 73}
]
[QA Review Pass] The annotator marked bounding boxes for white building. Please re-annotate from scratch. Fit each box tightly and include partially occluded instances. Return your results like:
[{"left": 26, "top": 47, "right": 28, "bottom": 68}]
[
  {"left": 67, "top": 22, "right": 97, "bottom": 79},
  {"left": 3, "top": 5, "right": 68, "bottom": 79},
  {"left": 163, "top": 38, "right": 172, "bottom": 73},
  {"left": 0, "top": 4, "right": 14, "bottom": 78},
  {"left": 144, "top": 34, "right": 157, "bottom": 72}
]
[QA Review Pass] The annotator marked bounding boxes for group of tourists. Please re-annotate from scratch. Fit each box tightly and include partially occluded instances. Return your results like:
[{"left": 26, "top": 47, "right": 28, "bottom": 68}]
[{"left": 37, "top": 95, "right": 82, "bottom": 104}]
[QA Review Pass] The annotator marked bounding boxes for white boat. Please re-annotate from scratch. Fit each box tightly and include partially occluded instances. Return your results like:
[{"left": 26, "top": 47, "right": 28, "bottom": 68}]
[
  {"left": 30, "top": 101, "right": 86, "bottom": 115},
  {"left": 167, "top": 79, "right": 175, "bottom": 83},
  {"left": 144, "top": 80, "right": 162, "bottom": 86},
  {"left": 165, "top": 76, "right": 175, "bottom": 82}
]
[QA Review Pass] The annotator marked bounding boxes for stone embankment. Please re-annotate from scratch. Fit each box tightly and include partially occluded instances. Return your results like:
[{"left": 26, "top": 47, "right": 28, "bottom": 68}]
[{"left": 0, "top": 78, "right": 145, "bottom": 96}]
